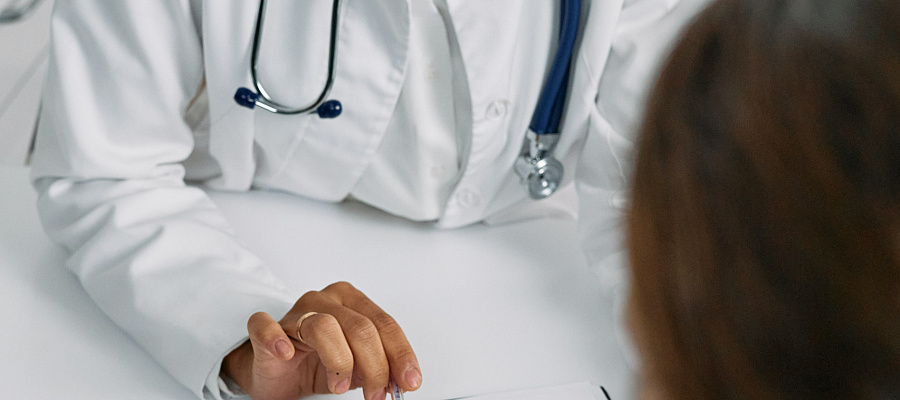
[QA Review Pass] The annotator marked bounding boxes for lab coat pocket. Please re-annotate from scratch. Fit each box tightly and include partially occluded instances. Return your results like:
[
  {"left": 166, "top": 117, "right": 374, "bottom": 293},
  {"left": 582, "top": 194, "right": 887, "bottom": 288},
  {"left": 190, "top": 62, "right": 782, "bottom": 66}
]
[
  {"left": 575, "top": 106, "right": 632, "bottom": 278},
  {"left": 583, "top": 105, "right": 635, "bottom": 195},
  {"left": 251, "top": 111, "right": 313, "bottom": 183}
]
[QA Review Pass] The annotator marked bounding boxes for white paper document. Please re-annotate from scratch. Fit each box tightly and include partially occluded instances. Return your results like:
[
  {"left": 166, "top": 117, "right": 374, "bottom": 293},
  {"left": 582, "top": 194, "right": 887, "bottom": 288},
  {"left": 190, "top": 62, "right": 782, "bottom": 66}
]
[{"left": 451, "top": 382, "right": 610, "bottom": 400}]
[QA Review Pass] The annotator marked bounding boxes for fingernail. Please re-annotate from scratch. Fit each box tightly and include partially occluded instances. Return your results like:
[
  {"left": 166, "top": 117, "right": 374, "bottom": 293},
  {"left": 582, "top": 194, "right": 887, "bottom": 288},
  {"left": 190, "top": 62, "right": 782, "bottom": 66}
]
[
  {"left": 275, "top": 339, "right": 292, "bottom": 359},
  {"left": 335, "top": 377, "right": 351, "bottom": 394},
  {"left": 405, "top": 368, "right": 422, "bottom": 389}
]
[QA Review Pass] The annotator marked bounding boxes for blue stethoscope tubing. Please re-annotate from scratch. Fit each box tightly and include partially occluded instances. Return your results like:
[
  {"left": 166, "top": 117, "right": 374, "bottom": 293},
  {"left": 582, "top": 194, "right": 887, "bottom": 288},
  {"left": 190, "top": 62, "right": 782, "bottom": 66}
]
[
  {"left": 530, "top": 0, "right": 581, "bottom": 136},
  {"left": 516, "top": 0, "right": 581, "bottom": 199},
  {"left": 233, "top": 0, "right": 582, "bottom": 199},
  {"left": 234, "top": 0, "right": 344, "bottom": 118}
]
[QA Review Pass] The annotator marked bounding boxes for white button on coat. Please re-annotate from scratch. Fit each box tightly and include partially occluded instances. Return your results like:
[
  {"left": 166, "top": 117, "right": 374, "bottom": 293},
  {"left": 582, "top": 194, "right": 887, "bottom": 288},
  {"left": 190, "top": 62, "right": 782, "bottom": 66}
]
[
  {"left": 456, "top": 189, "right": 482, "bottom": 209},
  {"left": 485, "top": 99, "right": 510, "bottom": 121}
]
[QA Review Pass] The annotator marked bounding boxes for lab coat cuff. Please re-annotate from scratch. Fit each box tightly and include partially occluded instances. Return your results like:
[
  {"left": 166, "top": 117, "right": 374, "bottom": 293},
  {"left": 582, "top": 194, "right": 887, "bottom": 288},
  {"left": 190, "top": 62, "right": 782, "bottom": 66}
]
[{"left": 203, "top": 337, "right": 251, "bottom": 400}]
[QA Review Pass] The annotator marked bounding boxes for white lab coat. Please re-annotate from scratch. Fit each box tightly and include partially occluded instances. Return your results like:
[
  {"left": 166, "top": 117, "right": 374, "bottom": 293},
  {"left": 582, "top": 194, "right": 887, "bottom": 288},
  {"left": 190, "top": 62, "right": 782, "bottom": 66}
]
[{"left": 30, "top": 0, "right": 708, "bottom": 398}]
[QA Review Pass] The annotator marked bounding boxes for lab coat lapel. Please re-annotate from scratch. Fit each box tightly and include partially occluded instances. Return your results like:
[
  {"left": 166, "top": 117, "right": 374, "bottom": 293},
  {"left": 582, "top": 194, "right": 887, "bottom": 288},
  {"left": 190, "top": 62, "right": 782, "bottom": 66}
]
[
  {"left": 438, "top": 0, "right": 556, "bottom": 165},
  {"left": 555, "top": 0, "right": 624, "bottom": 161},
  {"left": 255, "top": 0, "right": 412, "bottom": 201}
]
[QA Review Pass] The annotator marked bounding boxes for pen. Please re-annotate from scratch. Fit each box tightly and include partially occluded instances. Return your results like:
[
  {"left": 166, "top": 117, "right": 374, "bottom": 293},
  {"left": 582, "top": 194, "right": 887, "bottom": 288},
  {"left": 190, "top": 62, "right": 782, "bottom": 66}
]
[{"left": 390, "top": 379, "right": 404, "bottom": 400}]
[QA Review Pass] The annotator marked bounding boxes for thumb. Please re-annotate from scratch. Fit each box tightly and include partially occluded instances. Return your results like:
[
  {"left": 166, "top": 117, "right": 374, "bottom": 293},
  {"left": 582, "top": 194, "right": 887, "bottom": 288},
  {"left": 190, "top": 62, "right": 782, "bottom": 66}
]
[{"left": 248, "top": 311, "right": 295, "bottom": 361}]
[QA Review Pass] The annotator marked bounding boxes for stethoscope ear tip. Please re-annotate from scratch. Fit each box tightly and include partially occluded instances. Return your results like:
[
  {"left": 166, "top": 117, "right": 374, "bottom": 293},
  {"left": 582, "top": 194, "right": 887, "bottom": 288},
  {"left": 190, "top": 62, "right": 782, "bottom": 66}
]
[
  {"left": 234, "top": 87, "right": 259, "bottom": 109},
  {"left": 234, "top": 87, "right": 342, "bottom": 118},
  {"left": 316, "top": 100, "right": 343, "bottom": 119}
]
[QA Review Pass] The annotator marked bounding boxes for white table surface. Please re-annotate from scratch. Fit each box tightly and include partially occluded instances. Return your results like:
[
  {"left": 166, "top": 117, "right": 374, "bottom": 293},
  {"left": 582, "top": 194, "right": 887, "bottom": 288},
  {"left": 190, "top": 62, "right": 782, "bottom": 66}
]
[{"left": 0, "top": 166, "right": 634, "bottom": 400}]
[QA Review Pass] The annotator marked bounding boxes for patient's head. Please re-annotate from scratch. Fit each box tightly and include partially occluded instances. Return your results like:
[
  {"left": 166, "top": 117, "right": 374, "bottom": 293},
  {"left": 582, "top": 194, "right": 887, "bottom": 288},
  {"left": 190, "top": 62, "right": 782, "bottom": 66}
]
[{"left": 627, "top": 0, "right": 900, "bottom": 398}]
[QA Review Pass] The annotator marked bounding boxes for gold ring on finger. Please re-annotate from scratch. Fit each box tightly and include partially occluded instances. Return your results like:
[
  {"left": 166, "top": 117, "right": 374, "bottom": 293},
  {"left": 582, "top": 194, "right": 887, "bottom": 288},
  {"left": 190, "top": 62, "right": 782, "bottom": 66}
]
[{"left": 296, "top": 311, "right": 319, "bottom": 345}]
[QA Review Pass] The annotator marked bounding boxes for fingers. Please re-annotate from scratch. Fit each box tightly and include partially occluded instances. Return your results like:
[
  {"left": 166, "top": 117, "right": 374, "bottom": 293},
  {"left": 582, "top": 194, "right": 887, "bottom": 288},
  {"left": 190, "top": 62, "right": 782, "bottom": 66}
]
[
  {"left": 248, "top": 311, "right": 294, "bottom": 361},
  {"left": 323, "top": 282, "right": 423, "bottom": 393},
  {"left": 374, "top": 312, "right": 422, "bottom": 392},
  {"left": 295, "top": 312, "right": 354, "bottom": 394},
  {"left": 293, "top": 291, "right": 391, "bottom": 400},
  {"left": 339, "top": 312, "right": 390, "bottom": 400},
  {"left": 285, "top": 282, "right": 422, "bottom": 400}
]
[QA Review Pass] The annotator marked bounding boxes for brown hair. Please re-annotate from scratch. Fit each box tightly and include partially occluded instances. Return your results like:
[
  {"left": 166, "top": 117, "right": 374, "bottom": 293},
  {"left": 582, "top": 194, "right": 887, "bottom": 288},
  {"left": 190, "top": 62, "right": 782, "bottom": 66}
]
[{"left": 628, "top": 0, "right": 900, "bottom": 398}]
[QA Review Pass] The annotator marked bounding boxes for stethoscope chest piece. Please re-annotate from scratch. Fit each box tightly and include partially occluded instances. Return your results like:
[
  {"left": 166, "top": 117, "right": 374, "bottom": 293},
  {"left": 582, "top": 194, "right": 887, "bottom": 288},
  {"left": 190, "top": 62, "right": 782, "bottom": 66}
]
[
  {"left": 525, "top": 157, "right": 564, "bottom": 200},
  {"left": 515, "top": 131, "right": 564, "bottom": 200}
]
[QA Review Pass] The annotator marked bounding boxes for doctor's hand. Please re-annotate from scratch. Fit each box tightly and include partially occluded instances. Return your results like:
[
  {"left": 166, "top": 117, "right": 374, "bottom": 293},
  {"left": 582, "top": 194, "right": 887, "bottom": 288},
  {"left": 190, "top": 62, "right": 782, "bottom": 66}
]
[{"left": 222, "top": 282, "right": 422, "bottom": 400}]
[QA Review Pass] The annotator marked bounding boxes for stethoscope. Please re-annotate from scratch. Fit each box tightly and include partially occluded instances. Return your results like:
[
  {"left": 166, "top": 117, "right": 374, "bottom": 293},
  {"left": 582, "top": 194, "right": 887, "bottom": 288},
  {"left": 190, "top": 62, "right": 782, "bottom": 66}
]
[
  {"left": 234, "top": 0, "right": 582, "bottom": 199},
  {"left": 233, "top": 0, "right": 344, "bottom": 118}
]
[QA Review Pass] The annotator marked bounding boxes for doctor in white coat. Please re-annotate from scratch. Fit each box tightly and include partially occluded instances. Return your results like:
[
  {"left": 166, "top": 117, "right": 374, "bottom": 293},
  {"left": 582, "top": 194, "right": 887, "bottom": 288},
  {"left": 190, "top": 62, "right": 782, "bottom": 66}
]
[{"left": 30, "top": 0, "right": 708, "bottom": 399}]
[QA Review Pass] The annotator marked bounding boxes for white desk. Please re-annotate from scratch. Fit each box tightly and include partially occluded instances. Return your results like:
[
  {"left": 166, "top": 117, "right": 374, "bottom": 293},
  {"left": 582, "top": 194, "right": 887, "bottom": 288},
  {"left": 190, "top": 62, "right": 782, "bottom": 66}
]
[{"left": 0, "top": 166, "right": 635, "bottom": 400}]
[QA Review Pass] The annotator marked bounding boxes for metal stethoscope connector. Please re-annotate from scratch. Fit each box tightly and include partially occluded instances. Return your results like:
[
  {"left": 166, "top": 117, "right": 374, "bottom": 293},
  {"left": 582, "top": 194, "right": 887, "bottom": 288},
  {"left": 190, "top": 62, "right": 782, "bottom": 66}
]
[{"left": 515, "top": 130, "right": 564, "bottom": 200}]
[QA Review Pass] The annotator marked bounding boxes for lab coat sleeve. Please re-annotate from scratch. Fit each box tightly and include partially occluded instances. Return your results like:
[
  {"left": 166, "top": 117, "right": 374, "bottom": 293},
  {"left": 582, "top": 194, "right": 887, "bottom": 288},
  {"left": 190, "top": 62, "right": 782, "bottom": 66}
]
[
  {"left": 574, "top": 0, "right": 710, "bottom": 366},
  {"left": 29, "top": 2, "right": 293, "bottom": 398}
]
